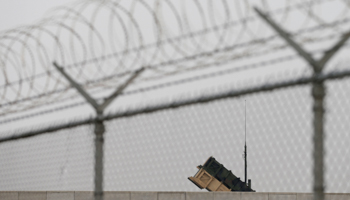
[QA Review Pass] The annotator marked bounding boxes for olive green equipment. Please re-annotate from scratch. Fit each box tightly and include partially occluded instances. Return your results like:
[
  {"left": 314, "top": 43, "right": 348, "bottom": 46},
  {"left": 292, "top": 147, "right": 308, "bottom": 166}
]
[{"left": 188, "top": 156, "right": 255, "bottom": 192}]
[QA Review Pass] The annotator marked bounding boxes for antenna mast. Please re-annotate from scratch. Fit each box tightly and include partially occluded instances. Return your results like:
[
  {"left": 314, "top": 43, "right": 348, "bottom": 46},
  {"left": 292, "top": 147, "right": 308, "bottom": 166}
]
[{"left": 244, "top": 100, "right": 247, "bottom": 184}]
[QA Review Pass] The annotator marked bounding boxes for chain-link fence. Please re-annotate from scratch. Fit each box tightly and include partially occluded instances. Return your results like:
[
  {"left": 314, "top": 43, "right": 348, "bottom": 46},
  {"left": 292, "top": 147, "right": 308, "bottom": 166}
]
[
  {"left": 1, "top": 1, "right": 350, "bottom": 200},
  {"left": 1, "top": 80, "right": 349, "bottom": 193}
]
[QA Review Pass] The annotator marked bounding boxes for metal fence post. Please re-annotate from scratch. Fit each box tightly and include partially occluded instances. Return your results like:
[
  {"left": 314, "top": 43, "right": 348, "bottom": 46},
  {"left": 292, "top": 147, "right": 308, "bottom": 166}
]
[
  {"left": 312, "top": 81, "right": 325, "bottom": 200},
  {"left": 53, "top": 63, "right": 144, "bottom": 200},
  {"left": 94, "top": 114, "right": 105, "bottom": 200},
  {"left": 254, "top": 8, "right": 350, "bottom": 200}
]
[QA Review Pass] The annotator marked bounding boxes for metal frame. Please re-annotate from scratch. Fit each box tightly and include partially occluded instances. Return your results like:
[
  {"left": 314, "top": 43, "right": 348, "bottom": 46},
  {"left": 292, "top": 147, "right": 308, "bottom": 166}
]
[
  {"left": 254, "top": 7, "right": 350, "bottom": 200},
  {"left": 53, "top": 62, "right": 144, "bottom": 200}
]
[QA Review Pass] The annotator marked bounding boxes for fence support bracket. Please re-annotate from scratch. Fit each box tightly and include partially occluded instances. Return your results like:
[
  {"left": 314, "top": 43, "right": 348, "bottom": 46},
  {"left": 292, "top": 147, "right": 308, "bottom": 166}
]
[
  {"left": 254, "top": 7, "right": 350, "bottom": 200},
  {"left": 53, "top": 62, "right": 144, "bottom": 200}
]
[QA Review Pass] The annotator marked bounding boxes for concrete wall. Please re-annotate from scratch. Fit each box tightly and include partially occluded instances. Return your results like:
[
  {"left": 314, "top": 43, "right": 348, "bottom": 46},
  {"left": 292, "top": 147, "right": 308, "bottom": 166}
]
[{"left": 0, "top": 192, "right": 349, "bottom": 200}]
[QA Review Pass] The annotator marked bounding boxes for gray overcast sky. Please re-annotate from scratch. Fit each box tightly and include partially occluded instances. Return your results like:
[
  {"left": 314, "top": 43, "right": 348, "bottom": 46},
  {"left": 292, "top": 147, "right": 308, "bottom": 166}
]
[{"left": 0, "top": 0, "right": 72, "bottom": 31}]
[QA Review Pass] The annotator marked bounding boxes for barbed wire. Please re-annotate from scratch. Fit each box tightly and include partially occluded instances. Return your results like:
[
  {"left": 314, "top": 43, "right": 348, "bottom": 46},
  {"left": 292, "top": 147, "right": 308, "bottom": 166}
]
[
  {"left": 1, "top": 17, "right": 348, "bottom": 114},
  {"left": 2, "top": 33, "right": 350, "bottom": 125},
  {"left": 2, "top": 67, "right": 350, "bottom": 143},
  {"left": 0, "top": 0, "right": 340, "bottom": 91},
  {"left": 1, "top": 0, "right": 347, "bottom": 116},
  {"left": 2, "top": 18, "right": 348, "bottom": 109}
]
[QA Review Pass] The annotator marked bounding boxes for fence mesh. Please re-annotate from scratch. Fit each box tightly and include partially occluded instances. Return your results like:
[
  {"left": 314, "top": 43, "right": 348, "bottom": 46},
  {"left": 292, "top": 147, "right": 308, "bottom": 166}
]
[
  {"left": 1, "top": 0, "right": 350, "bottom": 199},
  {"left": 0, "top": 125, "right": 94, "bottom": 191},
  {"left": 324, "top": 78, "right": 350, "bottom": 193},
  {"left": 103, "top": 85, "right": 313, "bottom": 192},
  {"left": 1, "top": 71, "right": 350, "bottom": 196}
]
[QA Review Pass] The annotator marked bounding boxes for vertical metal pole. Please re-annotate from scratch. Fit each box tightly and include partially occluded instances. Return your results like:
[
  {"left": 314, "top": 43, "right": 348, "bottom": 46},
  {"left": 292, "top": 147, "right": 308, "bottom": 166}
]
[
  {"left": 244, "top": 100, "right": 247, "bottom": 184},
  {"left": 94, "top": 114, "right": 105, "bottom": 200},
  {"left": 252, "top": 9, "right": 350, "bottom": 200},
  {"left": 244, "top": 144, "right": 247, "bottom": 184},
  {"left": 312, "top": 80, "right": 325, "bottom": 200},
  {"left": 53, "top": 62, "right": 144, "bottom": 200}
]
